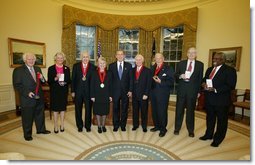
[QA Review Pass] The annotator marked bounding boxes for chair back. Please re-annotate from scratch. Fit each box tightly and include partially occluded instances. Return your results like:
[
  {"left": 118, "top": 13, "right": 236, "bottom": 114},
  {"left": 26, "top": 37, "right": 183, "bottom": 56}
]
[{"left": 243, "top": 89, "right": 250, "bottom": 101}]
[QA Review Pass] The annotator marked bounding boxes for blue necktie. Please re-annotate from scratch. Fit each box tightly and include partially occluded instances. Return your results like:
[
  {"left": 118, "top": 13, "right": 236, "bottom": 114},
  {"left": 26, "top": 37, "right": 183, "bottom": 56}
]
[{"left": 118, "top": 63, "right": 123, "bottom": 79}]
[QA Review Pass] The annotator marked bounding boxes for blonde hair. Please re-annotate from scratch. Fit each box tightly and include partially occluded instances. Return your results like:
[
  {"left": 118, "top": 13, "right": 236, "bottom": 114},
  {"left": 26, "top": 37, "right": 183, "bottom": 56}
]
[
  {"left": 54, "top": 52, "right": 66, "bottom": 61},
  {"left": 98, "top": 56, "right": 107, "bottom": 65}
]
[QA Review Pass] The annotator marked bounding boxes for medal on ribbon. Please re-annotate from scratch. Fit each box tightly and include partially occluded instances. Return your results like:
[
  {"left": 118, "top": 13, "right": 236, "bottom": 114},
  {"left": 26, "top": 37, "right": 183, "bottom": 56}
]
[
  {"left": 81, "top": 63, "right": 89, "bottom": 81},
  {"left": 98, "top": 69, "right": 106, "bottom": 88},
  {"left": 34, "top": 72, "right": 41, "bottom": 99}
]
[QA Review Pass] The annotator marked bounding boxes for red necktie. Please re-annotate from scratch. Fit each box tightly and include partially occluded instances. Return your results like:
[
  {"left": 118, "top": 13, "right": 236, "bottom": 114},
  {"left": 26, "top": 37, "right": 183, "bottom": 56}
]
[
  {"left": 187, "top": 61, "right": 192, "bottom": 71},
  {"left": 209, "top": 67, "right": 217, "bottom": 79}
]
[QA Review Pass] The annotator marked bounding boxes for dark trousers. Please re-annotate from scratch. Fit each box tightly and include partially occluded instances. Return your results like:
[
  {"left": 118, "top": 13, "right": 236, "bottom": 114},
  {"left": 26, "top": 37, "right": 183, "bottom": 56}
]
[
  {"left": 174, "top": 93, "right": 197, "bottom": 133},
  {"left": 74, "top": 95, "right": 92, "bottom": 129},
  {"left": 132, "top": 98, "right": 148, "bottom": 129},
  {"left": 21, "top": 101, "right": 46, "bottom": 138},
  {"left": 150, "top": 91, "right": 169, "bottom": 132},
  {"left": 112, "top": 95, "right": 129, "bottom": 129},
  {"left": 205, "top": 104, "right": 229, "bottom": 144}
]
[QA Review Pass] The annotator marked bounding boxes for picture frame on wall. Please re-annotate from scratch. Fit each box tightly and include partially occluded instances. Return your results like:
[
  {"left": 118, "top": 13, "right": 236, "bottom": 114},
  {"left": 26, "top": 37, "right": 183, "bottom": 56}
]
[
  {"left": 8, "top": 38, "right": 46, "bottom": 68},
  {"left": 208, "top": 47, "right": 242, "bottom": 71}
]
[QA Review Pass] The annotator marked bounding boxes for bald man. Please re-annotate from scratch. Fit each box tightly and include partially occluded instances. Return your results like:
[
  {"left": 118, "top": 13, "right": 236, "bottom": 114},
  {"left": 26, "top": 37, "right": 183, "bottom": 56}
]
[{"left": 150, "top": 53, "right": 175, "bottom": 137}]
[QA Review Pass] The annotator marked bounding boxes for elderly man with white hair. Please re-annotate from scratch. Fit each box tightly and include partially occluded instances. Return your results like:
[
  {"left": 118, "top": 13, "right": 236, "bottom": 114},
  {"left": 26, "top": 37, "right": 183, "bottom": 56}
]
[{"left": 13, "top": 52, "right": 51, "bottom": 141}]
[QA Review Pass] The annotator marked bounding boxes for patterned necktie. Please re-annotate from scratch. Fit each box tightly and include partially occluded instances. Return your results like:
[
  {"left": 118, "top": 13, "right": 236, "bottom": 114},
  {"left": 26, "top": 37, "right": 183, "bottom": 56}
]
[
  {"left": 118, "top": 63, "right": 123, "bottom": 79},
  {"left": 30, "top": 67, "right": 36, "bottom": 82},
  {"left": 187, "top": 61, "right": 192, "bottom": 71},
  {"left": 209, "top": 67, "right": 217, "bottom": 79}
]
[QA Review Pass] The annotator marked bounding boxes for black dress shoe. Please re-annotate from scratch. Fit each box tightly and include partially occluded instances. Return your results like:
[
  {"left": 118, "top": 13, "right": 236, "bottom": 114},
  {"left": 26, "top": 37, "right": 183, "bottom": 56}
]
[
  {"left": 174, "top": 130, "right": 179, "bottom": 135},
  {"left": 159, "top": 131, "right": 166, "bottom": 137},
  {"left": 37, "top": 130, "right": 51, "bottom": 134},
  {"left": 121, "top": 127, "right": 126, "bottom": 132},
  {"left": 143, "top": 128, "right": 147, "bottom": 132},
  {"left": 54, "top": 129, "right": 59, "bottom": 134},
  {"left": 210, "top": 141, "right": 219, "bottom": 147},
  {"left": 60, "top": 126, "right": 65, "bottom": 132},
  {"left": 98, "top": 127, "right": 102, "bottom": 133},
  {"left": 86, "top": 128, "right": 91, "bottom": 132},
  {"left": 78, "top": 128, "right": 83, "bottom": 132},
  {"left": 189, "top": 133, "right": 195, "bottom": 137},
  {"left": 102, "top": 126, "right": 107, "bottom": 132},
  {"left": 113, "top": 127, "right": 118, "bottom": 132},
  {"left": 150, "top": 127, "right": 160, "bottom": 132},
  {"left": 132, "top": 127, "right": 138, "bottom": 131},
  {"left": 25, "top": 137, "right": 33, "bottom": 141},
  {"left": 199, "top": 135, "right": 213, "bottom": 141}
]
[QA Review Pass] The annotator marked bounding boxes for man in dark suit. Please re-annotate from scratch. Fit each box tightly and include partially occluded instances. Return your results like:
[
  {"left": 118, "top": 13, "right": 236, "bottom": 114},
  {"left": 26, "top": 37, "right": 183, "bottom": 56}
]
[
  {"left": 131, "top": 54, "right": 152, "bottom": 133},
  {"left": 71, "top": 51, "right": 96, "bottom": 132},
  {"left": 174, "top": 47, "right": 204, "bottom": 137},
  {"left": 13, "top": 52, "right": 51, "bottom": 141},
  {"left": 150, "top": 53, "right": 175, "bottom": 137},
  {"left": 109, "top": 50, "right": 133, "bottom": 132},
  {"left": 199, "top": 52, "right": 237, "bottom": 147}
]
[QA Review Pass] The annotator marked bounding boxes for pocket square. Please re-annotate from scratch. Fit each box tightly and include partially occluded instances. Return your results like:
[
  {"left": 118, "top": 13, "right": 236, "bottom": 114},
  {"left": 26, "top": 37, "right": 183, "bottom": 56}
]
[{"left": 162, "top": 73, "right": 166, "bottom": 76}]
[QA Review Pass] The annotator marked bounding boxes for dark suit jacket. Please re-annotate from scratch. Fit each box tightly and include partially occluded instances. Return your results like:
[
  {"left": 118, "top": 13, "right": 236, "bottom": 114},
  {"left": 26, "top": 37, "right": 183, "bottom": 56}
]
[
  {"left": 71, "top": 62, "right": 96, "bottom": 98},
  {"left": 175, "top": 60, "right": 204, "bottom": 96},
  {"left": 108, "top": 61, "right": 133, "bottom": 99},
  {"left": 151, "top": 64, "right": 175, "bottom": 101},
  {"left": 13, "top": 65, "right": 44, "bottom": 107},
  {"left": 203, "top": 64, "right": 237, "bottom": 106},
  {"left": 132, "top": 66, "right": 152, "bottom": 100}
]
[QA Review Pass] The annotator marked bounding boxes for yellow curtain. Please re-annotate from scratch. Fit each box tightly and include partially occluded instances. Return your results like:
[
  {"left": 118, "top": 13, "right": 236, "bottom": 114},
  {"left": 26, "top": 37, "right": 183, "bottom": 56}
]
[{"left": 62, "top": 5, "right": 198, "bottom": 66}]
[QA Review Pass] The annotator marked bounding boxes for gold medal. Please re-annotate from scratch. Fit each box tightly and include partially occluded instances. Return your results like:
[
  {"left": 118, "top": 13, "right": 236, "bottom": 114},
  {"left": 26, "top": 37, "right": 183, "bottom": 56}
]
[
  {"left": 82, "top": 76, "right": 86, "bottom": 81},
  {"left": 100, "top": 83, "right": 104, "bottom": 88}
]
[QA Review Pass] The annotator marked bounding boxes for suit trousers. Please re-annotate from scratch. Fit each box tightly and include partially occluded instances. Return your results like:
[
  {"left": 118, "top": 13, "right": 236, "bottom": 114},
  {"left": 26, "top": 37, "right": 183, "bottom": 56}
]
[
  {"left": 132, "top": 98, "right": 148, "bottom": 129},
  {"left": 150, "top": 91, "right": 169, "bottom": 132},
  {"left": 174, "top": 92, "right": 197, "bottom": 133},
  {"left": 112, "top": 95, "right": 129, "bottom": 129},
  {"left": 205, "top": 104, "right": 229, "bottom": 144},
  {"left": 21, "top": 101, "right": 46, "bottom": 138},
  {"left": 74, "top": 95, "right": 92, "bottom": 129}
]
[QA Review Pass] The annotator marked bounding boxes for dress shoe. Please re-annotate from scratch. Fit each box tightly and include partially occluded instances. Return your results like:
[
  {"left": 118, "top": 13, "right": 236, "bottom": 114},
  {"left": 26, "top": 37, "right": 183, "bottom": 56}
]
[
  {"left": 102, "top": 126, "right": 107, "bottom": 132},
  {"left": 132, "top": 127, "right": 138, "bottom": 131},
  {"left": 150, "top": 127, "right": 160, "bottom": 132},
  {"left": 98, "top": 127, "right": 102, "bottom": 133},
  {"left": 60, "top": 126, "right": 65, "bottom": 132},
  {"left": 174, "top": 130, "right": 179, "bottom": 135},
  {"left": 78, "top": 128, "right": 83, "bottom": 132},
  {"left": 199, "top": 135, "right": 213, "bottom": 141},
  {"left": 143, "top": 128, "right": 147, "bottom": 132},
  {"left": 210, "top": 141, "right": 219, "bottom": 147},
  {"left": 121, "top": 127, "right": 126, "bottom": 132},
  {"left": 86, "top": 128, "right": 91, "bottom": 132},
  {"left": 189, "top": 132, "right": 195, "bottom": 137},
  {"left": 54, "top": 128, "right": 59, "bottom": 134},
  {"left": 25, "top": 137, "right": 33, "bottom": 141},
  {"left": 159, "top": 131, "right": 166, "bottom": 137},
  {"left": 113, "top": 127, "right": 118, "bottom": 132},
  {"left": 37, "top": 130, "right": 51, "bottom": 134}
]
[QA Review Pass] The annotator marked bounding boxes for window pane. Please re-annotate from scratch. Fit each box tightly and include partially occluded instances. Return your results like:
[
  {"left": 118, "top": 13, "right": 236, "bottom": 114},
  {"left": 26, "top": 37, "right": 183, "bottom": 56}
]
[
  {"left": 119, "top": 29, "right": 139, "bottom": 66},
  {"left": 162, "top": 26, "right": 184, "bottom": 95},
  {"left": 76, "top": 25, "right": 96, "bottom": 61}
]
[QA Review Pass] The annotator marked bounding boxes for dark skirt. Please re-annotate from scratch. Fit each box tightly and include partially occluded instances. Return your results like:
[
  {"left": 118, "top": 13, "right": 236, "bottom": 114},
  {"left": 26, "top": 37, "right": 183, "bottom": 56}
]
[{"left": 93, "top": 102, "right": 110, "bottom": 115}]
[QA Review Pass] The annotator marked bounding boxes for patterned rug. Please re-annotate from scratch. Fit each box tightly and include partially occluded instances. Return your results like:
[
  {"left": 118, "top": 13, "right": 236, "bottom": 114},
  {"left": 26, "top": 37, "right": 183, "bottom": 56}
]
[{"left": 76, "top": 141, "right": 180, "bottom": 160}]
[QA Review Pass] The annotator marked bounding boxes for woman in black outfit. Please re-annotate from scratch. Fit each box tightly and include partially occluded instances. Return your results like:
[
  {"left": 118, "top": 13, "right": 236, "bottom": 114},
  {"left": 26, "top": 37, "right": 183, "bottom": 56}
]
[
  {"left": 47, "top": 52, "right": 71, "bottom": 133},
  {"left": 90, "top": 57, "right": 112, "bottom": 133}
]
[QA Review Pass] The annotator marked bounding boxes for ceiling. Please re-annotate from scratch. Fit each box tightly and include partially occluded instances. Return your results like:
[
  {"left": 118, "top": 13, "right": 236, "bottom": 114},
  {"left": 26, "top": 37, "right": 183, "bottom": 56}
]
[{"left": 53, "top": 0, "right": 216, "bottom": 15}]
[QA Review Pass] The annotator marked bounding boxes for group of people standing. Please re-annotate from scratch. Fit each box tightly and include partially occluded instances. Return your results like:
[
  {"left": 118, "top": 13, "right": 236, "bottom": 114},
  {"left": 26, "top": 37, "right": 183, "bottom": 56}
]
[{"left": 13, "top": 47, "right": 236, "bottom": 148}]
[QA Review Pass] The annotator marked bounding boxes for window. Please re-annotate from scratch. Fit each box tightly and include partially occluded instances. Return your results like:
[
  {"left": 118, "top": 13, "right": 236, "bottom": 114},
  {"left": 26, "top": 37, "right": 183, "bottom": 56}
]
[
  {"left": 76, "top": 25, "right": 96, "bottom": 63},
  {"left": 162, "top": 26, "right": 184, "bottom": 94},
  {"left": 118, "top": 29, "right": 139, "bottom": 67}
]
